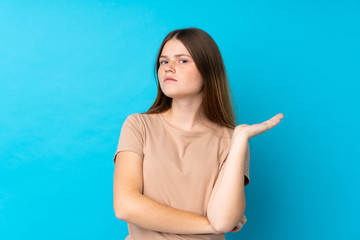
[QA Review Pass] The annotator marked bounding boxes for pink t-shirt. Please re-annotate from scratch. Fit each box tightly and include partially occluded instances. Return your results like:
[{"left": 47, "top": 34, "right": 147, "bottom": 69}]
[{"left": 113, "top": 113, "right": 250, "bottom": 240}]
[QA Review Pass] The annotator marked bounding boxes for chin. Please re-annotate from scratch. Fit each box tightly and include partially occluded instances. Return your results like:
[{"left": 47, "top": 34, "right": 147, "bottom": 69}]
[
  {"left": 161, "top": 89, "right": 179, "bottom": 98},
  {"left": 161, "top": 88, "right": 201, "bottom": 99},
  {"left": 163, "top": 93, "right": 178, "bottom": 99}
]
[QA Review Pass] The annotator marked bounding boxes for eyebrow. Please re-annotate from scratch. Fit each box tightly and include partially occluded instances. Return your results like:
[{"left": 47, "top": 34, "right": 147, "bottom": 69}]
[{"left": 159, "top": 54, "right": 191, "bottom": 58}]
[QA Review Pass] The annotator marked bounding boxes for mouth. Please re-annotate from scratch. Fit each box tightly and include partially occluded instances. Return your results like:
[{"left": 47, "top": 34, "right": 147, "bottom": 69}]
[{"left": 164, "top": 77, "right": 177, "bottom": 82}]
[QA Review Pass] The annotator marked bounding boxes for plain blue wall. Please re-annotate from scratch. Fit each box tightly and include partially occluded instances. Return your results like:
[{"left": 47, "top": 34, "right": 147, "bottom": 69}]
[{"left": 0, "top": 0, "right": 359, "bottom": 239}]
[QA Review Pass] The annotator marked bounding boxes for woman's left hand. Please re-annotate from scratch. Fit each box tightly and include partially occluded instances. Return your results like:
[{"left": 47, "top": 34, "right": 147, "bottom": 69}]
[{"left": 233, "top": 113, "right": 284, "bottom": 141}]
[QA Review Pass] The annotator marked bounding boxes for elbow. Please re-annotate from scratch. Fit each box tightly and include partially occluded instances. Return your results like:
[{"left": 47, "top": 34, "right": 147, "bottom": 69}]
[
  {"left": 209, "top": 209, "right": 246, "bottom": 234},
  {"left": 213, "top": 216, "right": 245, "bottom": 233},
  {"left": 115, "top": 208, "right": 127, "bottom": 221},
  {"left": 208, "top": 215, "right": 235, "bottom": 234},
  {"left": 114, "top": 203, "right": 127, "bottom": 221},
  {"left": 212, "top": 222, "right": 236, "bottom": 234},
  {"left": 114, "top": 195, "right": 134, "bottom": 221}
]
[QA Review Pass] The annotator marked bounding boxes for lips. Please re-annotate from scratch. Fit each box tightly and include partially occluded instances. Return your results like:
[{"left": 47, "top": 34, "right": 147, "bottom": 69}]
[{"left": 164, "top": 77, "right": 177, "bottom": 82}]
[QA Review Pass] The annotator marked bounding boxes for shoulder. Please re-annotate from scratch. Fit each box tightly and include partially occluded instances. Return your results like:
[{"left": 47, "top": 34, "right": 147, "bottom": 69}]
[
  {"left": 223, "top": 126, "right": 235, "bottom": 136},
  {"left": 127, "top": 112, "right": 154, "bottom": 123},
  {"left": 127, "top": 112, "right": 141, "bottom": 119},
  {"left": 212, "top": 124, "right": 234, "bottom": 139},
  {"left": 126, "top": 113, "right": 147, "bottom": 122},
  {"left": 125, "top": 112, "right": 158, "bottom": 129},
  {"left": 122, "top": 113, "right": 145, "bottom": 130}
]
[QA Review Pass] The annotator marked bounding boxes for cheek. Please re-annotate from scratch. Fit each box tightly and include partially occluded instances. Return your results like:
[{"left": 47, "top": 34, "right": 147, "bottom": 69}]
[
  {"left": 185, "top": 67, "right": 202, "bottom": 82},
  {"left": 157, "top": 69, "right": 164, "bottom": 81},
  {"left": 183, "top": 75, "right": 203, "bottom": 92},
  {"left": 192, "top": 72, "right": 204, "bottom": 88}
]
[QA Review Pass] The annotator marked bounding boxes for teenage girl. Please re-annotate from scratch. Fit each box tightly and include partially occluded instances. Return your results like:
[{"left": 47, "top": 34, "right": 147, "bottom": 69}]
[{"left": 113, "top": 27, "right": 284, "bottom": 240}]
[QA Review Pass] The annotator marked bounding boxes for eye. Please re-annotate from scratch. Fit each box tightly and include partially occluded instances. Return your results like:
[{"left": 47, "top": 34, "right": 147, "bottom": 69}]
[{"left": 159, "top": 59, "right": 188, "bottom": 65}]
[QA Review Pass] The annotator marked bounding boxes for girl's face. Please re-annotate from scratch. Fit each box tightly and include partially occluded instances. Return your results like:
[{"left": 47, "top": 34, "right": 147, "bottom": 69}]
[{"left": 158, "top": 38, "right": 204, "bottom": 99}]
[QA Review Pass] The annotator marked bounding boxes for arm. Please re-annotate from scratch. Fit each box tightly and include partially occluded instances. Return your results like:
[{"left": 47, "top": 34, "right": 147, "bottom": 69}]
[
  {"left": 113, "top": 151, "right": 222, "bottom": 235},
  {"left": 206, "top": 136, "right": 249, "bottom": 233}
]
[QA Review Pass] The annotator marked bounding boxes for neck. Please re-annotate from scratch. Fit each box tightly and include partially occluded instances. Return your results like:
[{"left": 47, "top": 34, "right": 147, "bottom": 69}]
[{"left": 163, "top": 96, "right": 209, "bottom": 132}]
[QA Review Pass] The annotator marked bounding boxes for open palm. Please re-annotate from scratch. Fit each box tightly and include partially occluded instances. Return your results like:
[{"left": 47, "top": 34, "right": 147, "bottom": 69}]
[{"left": 234, "top": 113, "right": 284, "bottom": 140}]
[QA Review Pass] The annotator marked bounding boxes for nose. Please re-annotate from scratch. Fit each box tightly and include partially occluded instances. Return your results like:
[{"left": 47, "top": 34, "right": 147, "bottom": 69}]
[{"left": 165, "top": 60, "right": 175, "bottom": 72}]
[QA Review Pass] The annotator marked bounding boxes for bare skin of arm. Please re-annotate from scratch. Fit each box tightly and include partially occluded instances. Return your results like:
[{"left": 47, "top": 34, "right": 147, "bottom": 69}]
[
  {"left": 207, "top": 113, "right": 284, "bottom": 232},
  {"left": 207, "top": 136, "right": 248, "bottom": 233},
  {"left": 113, "top": 151, "right": 223, "bottom": 235}
]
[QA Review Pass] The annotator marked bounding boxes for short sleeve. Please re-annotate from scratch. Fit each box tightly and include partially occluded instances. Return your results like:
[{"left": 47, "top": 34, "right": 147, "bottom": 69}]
[
  {"left": 113, "top": 114, "right": 145, "bottom": 163},
  {"left": 220, "top": 144, "right": 250, "bottom": 187}
]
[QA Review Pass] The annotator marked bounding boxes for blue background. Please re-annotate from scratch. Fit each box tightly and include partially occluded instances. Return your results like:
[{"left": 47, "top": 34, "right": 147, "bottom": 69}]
[{"left": 0, "top": 0, "right": 359, "bottom": 239}]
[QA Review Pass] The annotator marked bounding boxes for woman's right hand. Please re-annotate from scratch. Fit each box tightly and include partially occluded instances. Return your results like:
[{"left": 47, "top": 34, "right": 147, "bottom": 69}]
[{"left": 230, "top": 214, "right": 247, "bottom": 233}]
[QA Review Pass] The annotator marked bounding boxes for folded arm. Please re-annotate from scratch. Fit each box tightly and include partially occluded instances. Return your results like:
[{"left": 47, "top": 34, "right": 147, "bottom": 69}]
[{"left": 113, "top": 151, "right": 223, "bottom": 235}]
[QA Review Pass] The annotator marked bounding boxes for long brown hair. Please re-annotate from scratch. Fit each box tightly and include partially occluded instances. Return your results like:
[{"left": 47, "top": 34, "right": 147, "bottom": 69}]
[{"left": 143, "top": 27, "right": 238, "bottom": 129}]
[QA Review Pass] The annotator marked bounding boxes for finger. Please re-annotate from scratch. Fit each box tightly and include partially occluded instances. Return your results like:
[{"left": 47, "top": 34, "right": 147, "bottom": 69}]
[
  {"left": 265, "top": 115, "right": 282, "bottom": 126},
  {"left": 231, "top": 226, "right": 240, "bottom": 232},
  {"left": 241, "top": 215, "right": 247, "bottom": 224},
  {"left": 263, "top": 113, "right": 283, "bottom": 129},
  {"left": 266, "top": 113, "right": 284, "bottom": 123}
]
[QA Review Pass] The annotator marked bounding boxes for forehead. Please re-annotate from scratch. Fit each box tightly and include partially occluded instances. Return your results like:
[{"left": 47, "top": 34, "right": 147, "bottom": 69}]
[{"left": 160, "top": 39, "right": 191, "bottom": 57}]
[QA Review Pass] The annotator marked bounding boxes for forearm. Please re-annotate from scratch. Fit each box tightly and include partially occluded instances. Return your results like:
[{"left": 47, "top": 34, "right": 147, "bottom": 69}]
[
  {"left": 117, "top": 192, "right": 221, "bottom": 235},
  {"left": 207, "top": 136, "right": 248, "bottom": 232}
]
